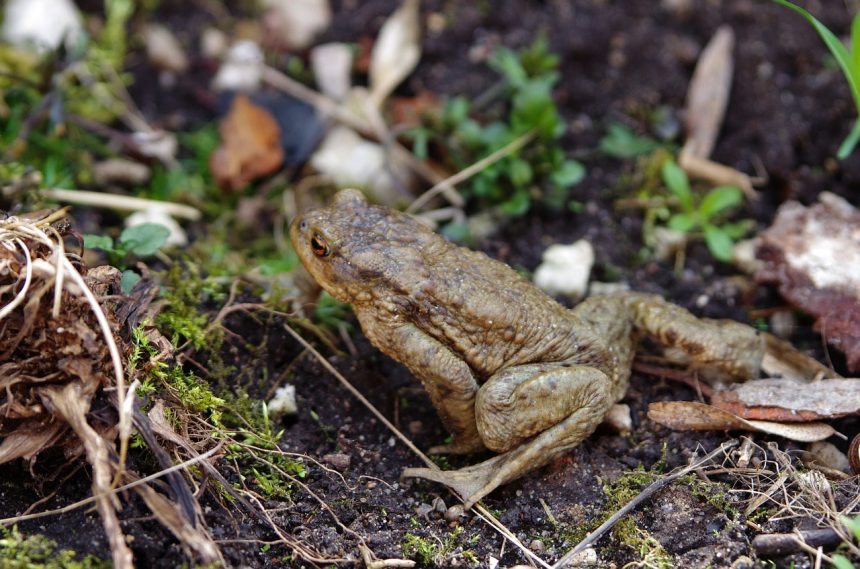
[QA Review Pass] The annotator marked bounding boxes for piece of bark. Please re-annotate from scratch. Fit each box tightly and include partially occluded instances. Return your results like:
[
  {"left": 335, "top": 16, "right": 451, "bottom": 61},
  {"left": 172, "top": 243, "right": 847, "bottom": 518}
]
[
  {"left": 756, "top": 193, "right": 860, "bottom": 371},
  {"left": 710, "top": 378, "right": 860, "bottom": 421}
]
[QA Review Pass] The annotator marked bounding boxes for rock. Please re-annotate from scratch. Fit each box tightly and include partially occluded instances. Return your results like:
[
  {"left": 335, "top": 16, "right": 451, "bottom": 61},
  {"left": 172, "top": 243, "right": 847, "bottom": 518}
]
[
  {"left": 262, "top": 0, "right": 331, "bottom": 51},
  {"left": 125, "top": 209, "right": 187, "bottom": 247},
  {"left": 92, "top": 159, "right": 151, "bottom": 186},
  {"left": 310, "top": 43, "right": 353, "bottom": 101},
  {"left": 267, "top": 384, "right": 298, "bottom": 418},
  {"left": 212, "top": 40, "right": 264, "bottom": 92},
  {"left": 533, "top": 240, "right": 595, "bottom": 299},
  {"left": 310, "top": 126, "right": 403, "bottom": 204},
  {"left": 1, "top": 0, "right": 82, "bottom": 53},
  {"left": 322, "top": 453, "right": 351, "bottom": 471},
  {"left": 201, "top": 28, "right": 229, "bottom": 60},
  {"left": 142, "top": 24, "right": 189, "bottom": 74},
  {"left": 444, "top": 504, "right": 464, "bottom": 522}
]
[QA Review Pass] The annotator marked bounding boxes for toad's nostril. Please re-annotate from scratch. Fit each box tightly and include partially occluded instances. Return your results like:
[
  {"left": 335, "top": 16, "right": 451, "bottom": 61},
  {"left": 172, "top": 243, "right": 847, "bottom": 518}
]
[{"left": 299, "top": 220, "right": 308, "bottom": 231}]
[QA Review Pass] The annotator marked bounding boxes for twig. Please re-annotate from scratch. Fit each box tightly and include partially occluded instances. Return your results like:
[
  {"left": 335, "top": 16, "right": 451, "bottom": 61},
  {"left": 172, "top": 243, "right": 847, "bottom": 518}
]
[
  {"left": 261, "top": 65, "right": 462, "bottom": 206},
  {"left": 406, "top": 130, "right": 536, "bottom": 213},
  {"left": 0, "top": 443, "right": 224, "bottom": 526},
  {"left": 283, "top": 323, "right": 552, "bottom": 569},
  {"left": 40, "top": 187, "right": 202, "bottom": 221},
  {"left": 751, "top": 528, "right": 842, "bottom": 556},
  {"left": 552, "top": 440, "right": 738, "bottom": 569}
]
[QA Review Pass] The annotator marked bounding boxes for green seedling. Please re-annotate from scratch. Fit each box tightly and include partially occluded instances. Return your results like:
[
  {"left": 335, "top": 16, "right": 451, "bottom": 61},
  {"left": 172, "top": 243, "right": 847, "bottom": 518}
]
[
  {"left": 417, "top": 35, "right": 584, "bottom": 223},
  {"left": 832, "top": 514, "right": 860, "bottom": 568},
  {"left": 85, "top": 223, "right": 170, "bottom": 292},
  {"left": 599, "top": 123, "right": 661, "bottom": 158},
  {"left": 770, "top": 0, "right": 860, "bottom": 158},
  {"left": 660, "top": 158, "right": 750, "bottom": 262}
]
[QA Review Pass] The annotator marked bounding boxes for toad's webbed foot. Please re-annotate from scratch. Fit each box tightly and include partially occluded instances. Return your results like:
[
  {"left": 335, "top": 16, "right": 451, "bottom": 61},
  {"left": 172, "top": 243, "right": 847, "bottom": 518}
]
[{"left": 402, "top": 454, "right": 509, "bottom": 509}]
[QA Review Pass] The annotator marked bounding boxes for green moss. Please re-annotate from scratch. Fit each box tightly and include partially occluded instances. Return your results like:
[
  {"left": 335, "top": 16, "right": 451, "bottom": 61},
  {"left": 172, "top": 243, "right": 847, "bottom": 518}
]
[
  {"left": 0, "top": 526, "right": 110, "bottom": 569},
  {"left": 681, "top": 474, "right": 740, "bottom": 521},
  {"left": 402, "top": 527, "right": 479, "bottom": 567}
]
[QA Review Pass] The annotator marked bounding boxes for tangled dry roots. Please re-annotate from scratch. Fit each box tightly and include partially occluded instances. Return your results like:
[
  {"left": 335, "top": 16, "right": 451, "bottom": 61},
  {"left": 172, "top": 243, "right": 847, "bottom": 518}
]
[{"left": 0, "top": 211, "right": 135, "bottom": 567}]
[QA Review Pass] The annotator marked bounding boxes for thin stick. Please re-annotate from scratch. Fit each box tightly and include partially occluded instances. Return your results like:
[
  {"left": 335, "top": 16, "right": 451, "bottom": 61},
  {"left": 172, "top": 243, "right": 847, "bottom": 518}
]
[
  {"left": 283, "top": 323, "right": 552, "bottom": 569},
  {"left": 283, "top": 323, "right": 434, "bottom": 468},
  {"left": 406, "top": 130, "right": 537, "bottom": 214},
  {"left": 40, "top": 188, "right": 202, "bottom": 221},
  {"left": 552, "top": 440, "right": 738, "bottom": 568},
  {"left": 0, "top": 443, "right": 223, "bottom": 526}
]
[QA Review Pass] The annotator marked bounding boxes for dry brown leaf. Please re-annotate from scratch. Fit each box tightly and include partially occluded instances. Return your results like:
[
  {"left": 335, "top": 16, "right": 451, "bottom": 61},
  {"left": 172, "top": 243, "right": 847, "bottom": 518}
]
[
  {"left": 369, "top": 0, "right": 421, "bottom": 107},
  {"left": 682, "top": 25, "right": 734, "bottom": 159},
  {"left": 210, "top": 94, "right": 284, "bottom": 191},
  {"left": 648, "top": 401, "right": 837, "bottom": 442},
  {"left": 756, "top": 193, "right": 860, "bottom": 372},
  {"left": 710, "top": 377, "right": 860, "bottom": 421}
]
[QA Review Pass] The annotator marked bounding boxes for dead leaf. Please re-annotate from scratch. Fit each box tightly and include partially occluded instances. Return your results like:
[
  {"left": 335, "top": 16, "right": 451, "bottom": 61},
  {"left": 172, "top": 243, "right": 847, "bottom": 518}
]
[
  {"left": 756, "top": 192, "right": 860, "bottom": 371},
  {"left": 648, "top": 401, "right": 837, "bottom": 442},
  {"left": 710, "top": 378, "right": 860, "bottom": 421},
  {"left": 682, "top": 26, "right": 734, "bottom": 159},
  {"left": 369, "top": 0, "right": 421, "bottom": 107},
  {"left": 210, "top": 94, "right": 285, "bottom": 191}
]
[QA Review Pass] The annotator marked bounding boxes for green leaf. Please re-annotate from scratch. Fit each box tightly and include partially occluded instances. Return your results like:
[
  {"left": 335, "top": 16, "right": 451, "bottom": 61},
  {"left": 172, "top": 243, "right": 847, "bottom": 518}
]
[
  {"left": 699, "top": 186, "right": 742, "bottom": 219},
  {"left": 508, "top": 158, "right": 533, "bottom": 187},
  {"left": 667, "top": 212, "right": 696, "bottom": 233},
  {"left": 842, "top": 514, "right": 860, "bottom": 542},
  {"left": 443, "top": 96, "right": 470, "bottom": 126},
  {"left": 852, "top": 10, "right": 860, "bottom": 77},
  {"left": 703, "top": 224, "right": 734, "bottom": 262},
  {"left": 661, "top": 159, "right": 692, "bottom": 211},
  {"left": 552, "top": 160, "right": 586, "bottom": 189},
  {"left": 120, "top": 270, "right": 141, "bottom": 294},
  {"left": 489, "top": 47, "right": 528, "bottom": 87},
  {"left": 838, "top": 116, "right": 860, "bottom": 159},
  {"left": 119, "top": 223, "right": 170, "bottom": 257},
  {"left": 720, "top": 219, "right": 754, "bottom": 240},
  {"left": 599, "top": 123, "right": 660, "bottom": 158},
  {"left": 84, "top": 234, "right": 115, "bottom": 251},
  {"left": 511, "top": 80, "right": 562, "bottom": 138},
  {"left": 500, "top": 189, "right": 531, "bottom": 217},
  {"left": 771, "top": 0, "right": 860, "bottom": 117},
  {"left": 830, "top": 554, "right": 855, "bottom": 569}
]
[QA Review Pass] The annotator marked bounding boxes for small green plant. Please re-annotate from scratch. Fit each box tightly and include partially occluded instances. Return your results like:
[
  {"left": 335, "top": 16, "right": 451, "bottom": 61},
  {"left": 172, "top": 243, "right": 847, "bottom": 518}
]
[
  {"left": 0, "top": 526, "right": 109, "bottom": 569},
  {"left": 418, "top": 35, "right": 584, "bottom": 223},
  {"left": 402, "top": 533, "right": 439, "bottom": 566},
  {"left": 84, "top": 223, "right": 170, "bottom": 291},
  {"left": 599, "top": 123, "right": 661, "bottom": 158},
  {"left": 770, "top": 0, "right": 860, "bottom": 158},
  {"left": 660, "top": 158, "right": 750, "bottom": 262},
  {"left": 832, "top": 514, "right": 860, "bottom": 568}
]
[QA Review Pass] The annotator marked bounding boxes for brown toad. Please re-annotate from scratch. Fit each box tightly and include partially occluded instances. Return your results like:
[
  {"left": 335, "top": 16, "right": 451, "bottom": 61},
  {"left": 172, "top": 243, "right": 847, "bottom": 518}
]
[{"left": 290, "top": 189, "right": 764, "bottom": 507}]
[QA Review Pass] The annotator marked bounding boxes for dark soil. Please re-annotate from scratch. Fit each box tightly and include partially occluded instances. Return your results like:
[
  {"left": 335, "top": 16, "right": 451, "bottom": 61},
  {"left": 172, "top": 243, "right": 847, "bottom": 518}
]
[{"left": 2, "top": 1, "right": 858, "bottom": 568}]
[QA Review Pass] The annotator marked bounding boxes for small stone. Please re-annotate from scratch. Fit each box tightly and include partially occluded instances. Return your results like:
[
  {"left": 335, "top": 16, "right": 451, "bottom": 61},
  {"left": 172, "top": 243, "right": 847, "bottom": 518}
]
[
  {"left": 93, "top": 159, "right": 151, "bottom": 186},
  {"left": 311, "top": 42, "right": 353, "bottom": 102},
  {"left": 768, "top": 310, "right": 796, "bottom": 340},
  {"left": 529, "top": 539, "right": 544, "bottom": 552},
  {"left": 267, "top": 384, "right": 298, "bottom": 418},
  {"left": 533, "top": 240, "right": 595, "bottom": 299},
  {"left": 201, "top": 27, "right": 229, "bottom": 59},
  {"left": 407, "top": 420, "right": 423, "bottom": 435},
  {"left": 143, "top": 24, "right": 189, "bottom": 73},
  {"left": 444, "top": 504, "right": 464, "bottom": 522},
  {"left": 322, "top": 453, "right": 351, "bottom": 471},
  {"left": 212, "top": 40, "right": 264, "bottom": 92}
]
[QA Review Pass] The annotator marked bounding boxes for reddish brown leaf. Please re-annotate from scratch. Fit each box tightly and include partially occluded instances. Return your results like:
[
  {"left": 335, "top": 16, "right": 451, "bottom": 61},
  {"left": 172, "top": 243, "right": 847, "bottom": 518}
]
[{"left": 210, "top": 94, "right": 284, "bottom": 191}]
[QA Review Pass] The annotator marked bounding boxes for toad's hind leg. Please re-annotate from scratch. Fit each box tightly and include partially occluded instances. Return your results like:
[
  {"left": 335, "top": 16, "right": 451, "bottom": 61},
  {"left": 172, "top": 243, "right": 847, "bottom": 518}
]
[
  {"left": 402, "top": 363, "right": 613, "bottom": 508},
  {"left": 622, "top": 293, "right": 765, "bottom": 380}
]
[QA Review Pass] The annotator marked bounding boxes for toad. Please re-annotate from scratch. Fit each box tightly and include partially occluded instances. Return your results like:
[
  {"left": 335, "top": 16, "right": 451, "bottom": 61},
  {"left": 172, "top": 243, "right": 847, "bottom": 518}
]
[{"left": 290, "top": 189, "right": 764, "bottom": 507}]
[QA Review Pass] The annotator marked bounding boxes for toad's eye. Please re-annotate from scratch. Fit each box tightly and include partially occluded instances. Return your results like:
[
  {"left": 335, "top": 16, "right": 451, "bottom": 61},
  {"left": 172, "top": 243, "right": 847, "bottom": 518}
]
[{"left": 311, "top": 234, "right": 330, "bottom": 257}]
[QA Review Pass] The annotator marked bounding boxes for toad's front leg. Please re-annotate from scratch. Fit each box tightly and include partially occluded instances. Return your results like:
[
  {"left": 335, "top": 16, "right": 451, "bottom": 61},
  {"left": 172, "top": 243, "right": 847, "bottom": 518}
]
[{"left": 403, "top": 363, "right": 614, "bottom": 508}]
